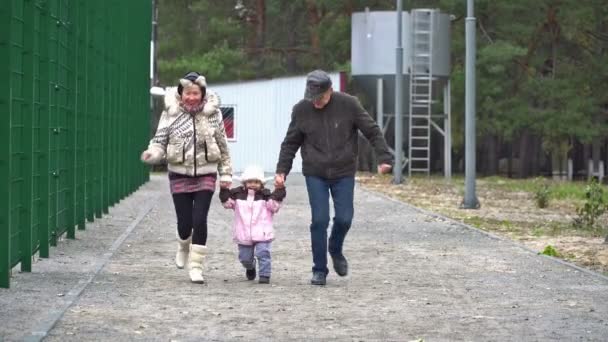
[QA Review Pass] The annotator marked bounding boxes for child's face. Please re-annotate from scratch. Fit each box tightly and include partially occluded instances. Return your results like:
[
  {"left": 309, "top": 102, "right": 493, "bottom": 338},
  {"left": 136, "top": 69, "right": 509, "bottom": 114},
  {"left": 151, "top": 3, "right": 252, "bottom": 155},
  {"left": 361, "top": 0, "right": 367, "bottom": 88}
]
[{"left": 245, "top": 180, "right": 262, "bottom": 191}]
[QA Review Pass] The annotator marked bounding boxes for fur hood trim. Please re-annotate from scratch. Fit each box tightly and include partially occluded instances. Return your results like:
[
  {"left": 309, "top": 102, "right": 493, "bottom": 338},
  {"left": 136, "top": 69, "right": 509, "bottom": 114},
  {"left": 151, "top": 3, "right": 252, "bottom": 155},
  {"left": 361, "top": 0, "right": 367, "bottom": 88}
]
[{"left": 164, "top": 86, "right": 220, "bottom": 117}]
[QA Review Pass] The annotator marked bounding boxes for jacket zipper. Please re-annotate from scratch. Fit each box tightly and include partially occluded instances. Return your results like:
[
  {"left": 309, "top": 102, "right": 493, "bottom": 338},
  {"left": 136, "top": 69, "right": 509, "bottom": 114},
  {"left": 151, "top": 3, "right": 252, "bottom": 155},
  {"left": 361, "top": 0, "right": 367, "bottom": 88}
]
[
  {"left": 203, "top": 141, "right": 208, "bottom": 162},
  {"left": 323, "top": 113, "right": 332, "bottom": 178},
  {"left": 192, "top": 116, "right": 197, "bottom": 176},
  {"left": 249, "top": 193, "right": 254, "bottom": 242}
]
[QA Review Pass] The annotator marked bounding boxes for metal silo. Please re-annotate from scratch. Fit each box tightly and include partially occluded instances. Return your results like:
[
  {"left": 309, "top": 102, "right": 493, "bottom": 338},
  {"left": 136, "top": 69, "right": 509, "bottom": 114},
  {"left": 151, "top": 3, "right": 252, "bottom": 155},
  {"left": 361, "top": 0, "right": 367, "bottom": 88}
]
[{"left": 351, "top": 8, "right": 452, "bottom": 178}]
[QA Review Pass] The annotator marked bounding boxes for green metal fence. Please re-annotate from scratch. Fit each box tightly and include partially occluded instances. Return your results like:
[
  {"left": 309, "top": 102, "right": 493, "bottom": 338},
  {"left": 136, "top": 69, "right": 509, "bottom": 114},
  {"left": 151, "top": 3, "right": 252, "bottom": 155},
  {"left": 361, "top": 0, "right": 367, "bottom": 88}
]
[{"left": 0, "top": 0, "right": 152, "bottom": 288}]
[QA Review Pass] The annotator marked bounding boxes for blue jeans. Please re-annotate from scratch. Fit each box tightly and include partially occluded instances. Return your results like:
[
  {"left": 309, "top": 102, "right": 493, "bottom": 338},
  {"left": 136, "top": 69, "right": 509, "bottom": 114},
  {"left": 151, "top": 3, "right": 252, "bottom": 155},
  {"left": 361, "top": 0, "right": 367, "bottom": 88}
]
[
  {"left": 305, "top": 176, "right": 355, "bottom": 274},
  {"left": 238, "top": 242, "right": 272, "bottom": 277}
]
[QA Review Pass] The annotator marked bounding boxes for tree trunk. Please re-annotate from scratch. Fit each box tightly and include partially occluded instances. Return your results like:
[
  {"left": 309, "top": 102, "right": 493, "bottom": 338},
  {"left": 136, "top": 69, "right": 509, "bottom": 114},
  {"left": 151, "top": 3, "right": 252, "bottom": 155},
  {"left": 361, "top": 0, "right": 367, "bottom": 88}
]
[
  {"left": 543, "top": 148, "right": 552, "bottom": 177},
  {"left": 592, "top": 136, "right": 601, "bottom": 177},
  {"left": 286, "top": 23, "right": 298, "bottom": 72},
  {"left": 548, "top": 152, "right": 555, "bottom": 179},
  {"left": 438, "top": 134, "right": 445, "bottom": 174},
  {"left": 583, "top": 143, "right": 591, "bottom": 178},
  {"left": 508, "top": 143, "right": 513, "bottom": 178},
  {"left": 518, "top": 130, "right": 531, "bottom": 178},
  {"left": 551, "top": 152, "right": 568, "bottom": 180},
  {"left": 344, "top": 0, "right": 354, "bottom": 14},
  {"left": 530, "top": 134, "right": 541, "bottom": 176},
  {"left": 253, "top": 0, "right": 266, "bottom": 75},
  {"left": 305, "top": 0, "right": 321, "bottom": 57},
  {"left": 605, "top": 138, "right": 608, "bottom": 182},
  {"left": 485, "top": 134, "right": 498, "bottom": 175}
]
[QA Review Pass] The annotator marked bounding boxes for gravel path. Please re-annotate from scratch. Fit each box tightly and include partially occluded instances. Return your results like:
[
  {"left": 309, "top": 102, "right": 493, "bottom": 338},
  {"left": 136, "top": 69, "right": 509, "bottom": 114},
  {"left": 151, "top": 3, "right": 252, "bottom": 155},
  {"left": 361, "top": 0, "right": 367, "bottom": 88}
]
[{"left": 2, "top": 174, "right": 608, "bottom": 341}]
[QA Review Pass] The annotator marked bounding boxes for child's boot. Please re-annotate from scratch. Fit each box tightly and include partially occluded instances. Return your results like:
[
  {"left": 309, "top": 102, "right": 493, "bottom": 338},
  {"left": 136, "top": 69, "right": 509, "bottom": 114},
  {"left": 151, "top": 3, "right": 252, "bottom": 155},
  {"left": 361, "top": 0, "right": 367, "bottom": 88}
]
[
  {"left": 175, "top": 233, "right": 191, "bottom": 269},
  {"left": 189, "top": 244, "right": 207, "bottom": 284},
  {"left": 258, "top": 276, "right": 270, "bottom": 284},
  {"left": 246, "top": 267, "right": 256, "bottom": 281}
]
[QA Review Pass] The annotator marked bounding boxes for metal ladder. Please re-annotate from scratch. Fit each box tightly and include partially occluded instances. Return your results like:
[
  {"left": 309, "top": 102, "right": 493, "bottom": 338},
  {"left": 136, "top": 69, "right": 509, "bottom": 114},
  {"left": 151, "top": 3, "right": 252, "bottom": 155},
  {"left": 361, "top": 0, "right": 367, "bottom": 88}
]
[{"left": 408, "top": 9, "right": 435, "bottom": 176}]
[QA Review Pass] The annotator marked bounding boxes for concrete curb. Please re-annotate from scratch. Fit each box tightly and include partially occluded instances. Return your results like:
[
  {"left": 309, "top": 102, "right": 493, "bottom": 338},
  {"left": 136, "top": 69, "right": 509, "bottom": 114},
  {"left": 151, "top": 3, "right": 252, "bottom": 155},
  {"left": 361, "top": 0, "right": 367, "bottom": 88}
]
[{"left": 23, "top": 196, "right": 158, "bottom": 342}]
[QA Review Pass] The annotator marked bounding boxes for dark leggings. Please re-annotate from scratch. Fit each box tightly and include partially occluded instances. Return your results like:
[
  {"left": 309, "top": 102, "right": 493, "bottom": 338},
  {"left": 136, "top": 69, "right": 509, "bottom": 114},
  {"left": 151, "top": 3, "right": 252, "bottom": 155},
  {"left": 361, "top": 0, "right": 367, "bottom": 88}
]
[{"left": 171, "top": 190, "right": 214, "bottom": 245}]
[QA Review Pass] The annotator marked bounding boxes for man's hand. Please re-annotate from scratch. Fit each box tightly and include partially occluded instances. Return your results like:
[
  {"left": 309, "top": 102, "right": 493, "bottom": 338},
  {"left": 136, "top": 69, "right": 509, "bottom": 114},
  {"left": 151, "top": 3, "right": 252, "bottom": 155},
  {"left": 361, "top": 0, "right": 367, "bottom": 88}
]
[
  {"left": 377, "top": 163, "right": 392, "bottom": 174},
  {"left": 220, "top": 181, "right": 232, "bottom": 189},
  {"left": 274, "top": 173, "right": 285, "bottom": 188}
]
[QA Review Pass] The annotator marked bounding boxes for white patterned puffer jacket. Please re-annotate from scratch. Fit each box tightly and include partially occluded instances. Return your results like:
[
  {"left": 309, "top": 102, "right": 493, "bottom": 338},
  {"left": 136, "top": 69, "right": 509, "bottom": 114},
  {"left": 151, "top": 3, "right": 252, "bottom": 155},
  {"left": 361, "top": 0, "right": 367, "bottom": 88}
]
[{"left": 143, "top": 87, "right": 233, "bottom": 182}]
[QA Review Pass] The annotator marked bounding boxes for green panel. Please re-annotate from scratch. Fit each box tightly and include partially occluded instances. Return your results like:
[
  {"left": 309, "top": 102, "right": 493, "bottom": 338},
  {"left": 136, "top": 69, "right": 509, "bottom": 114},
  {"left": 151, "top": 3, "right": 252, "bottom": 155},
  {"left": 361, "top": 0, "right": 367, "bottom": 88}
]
[
  {"left": 31, "top": 2, "right": 42, "bottom": 256},
  {"left": 47, "top": 0, "right": 59, "bottom": 245},
  {"left": 84, "top": 0, "right": 94, "bottom": 223},
  {"left": 101, "top": 1, "right": 109, "bottom": 215},
  {"left": 118, "top": 0, "right": 127, "bottom": 200},
  {"left": 8, "top": 0, "right": 34, "bottom": 273},
  {"left": 74, "top": 0, "right": 86, "bottom": 231},
  {"left": 8, "top": 0, "right": 23, "bottom": 271},
  {"left": 36, "top": 0, "right": 51, "bottom": 258},
  {"left": 136, "top": 0, "right": 152, "bottom": 189},
  {"left": 0, "top": 0, "right": 13, "bottom": 289},
  {"left": 0, "top": 0, "right": 152, "bottom": 288},
  {"left": 105, "top": 1, "right": 113, "bottom": 208},
  {"left": 65, "top": 0, "right": 75, "bottom": 239},
  {"left": 8, "top": 0, "right": 24, "bottom": 271},
  {"left": 111, "top": 0, "right": 119, "bottom": 206},
  {"left": 44, "top": 0, "right": 72, "bottom": 241},
  {"left": 93, "top": 1, "right": 102, "bottom": 220},
  {"left": 19, "top": 0, "right": 35, "bottom": 272},
  {"left": 55, "top": 0, "right": 70, "bottom": 238}
]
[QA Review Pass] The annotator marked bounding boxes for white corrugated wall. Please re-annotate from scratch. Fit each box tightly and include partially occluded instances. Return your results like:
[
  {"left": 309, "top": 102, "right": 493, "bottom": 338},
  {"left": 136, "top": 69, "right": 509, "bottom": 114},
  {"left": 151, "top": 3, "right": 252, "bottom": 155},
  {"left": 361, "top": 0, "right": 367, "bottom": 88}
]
[{"left": 211, "top": 72, "right": 342, "bottom": 174}]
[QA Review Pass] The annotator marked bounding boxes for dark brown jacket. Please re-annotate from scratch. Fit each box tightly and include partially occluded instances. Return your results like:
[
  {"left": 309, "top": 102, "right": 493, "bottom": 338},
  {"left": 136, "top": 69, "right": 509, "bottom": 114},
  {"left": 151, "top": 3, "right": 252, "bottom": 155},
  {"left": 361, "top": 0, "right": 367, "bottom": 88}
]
[{"left": 276, "top": 92, "right": 392, "bottom": 179}]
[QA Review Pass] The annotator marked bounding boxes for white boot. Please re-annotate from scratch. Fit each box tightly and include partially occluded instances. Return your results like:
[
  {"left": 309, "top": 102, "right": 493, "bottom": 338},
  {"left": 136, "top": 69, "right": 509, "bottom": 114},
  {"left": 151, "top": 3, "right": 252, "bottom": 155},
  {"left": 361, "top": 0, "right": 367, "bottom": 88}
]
[
  {"left": 189, "top": 244, "right": 207, "bottom": 284},
  {"left": 175, "top": 235, "right": 191, "bottom": 269}
]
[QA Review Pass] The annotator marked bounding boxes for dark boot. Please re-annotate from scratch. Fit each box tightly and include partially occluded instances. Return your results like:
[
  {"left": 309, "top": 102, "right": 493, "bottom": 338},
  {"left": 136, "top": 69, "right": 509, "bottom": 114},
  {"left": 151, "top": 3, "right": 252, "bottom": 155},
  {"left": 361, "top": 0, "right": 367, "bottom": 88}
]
[
  {"left": 331, "top": 254, "right": 348, "bottom": 277},
  {"left": 258, "top": 276, "right": 270, "bottom": 284},
  {"left": 310, "top": 271, "right": 327, "bottom": 285},
  {"left": 246, "top": 267, "right": 256, "bottom": 281}
]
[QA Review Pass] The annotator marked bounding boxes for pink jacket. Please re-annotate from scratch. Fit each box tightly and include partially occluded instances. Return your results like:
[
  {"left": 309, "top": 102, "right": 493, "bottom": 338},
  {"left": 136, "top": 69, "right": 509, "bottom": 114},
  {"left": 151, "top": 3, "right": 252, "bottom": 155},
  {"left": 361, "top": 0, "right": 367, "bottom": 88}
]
[{"left": 219, "top": 187, "right": 286, "bottom": 245}]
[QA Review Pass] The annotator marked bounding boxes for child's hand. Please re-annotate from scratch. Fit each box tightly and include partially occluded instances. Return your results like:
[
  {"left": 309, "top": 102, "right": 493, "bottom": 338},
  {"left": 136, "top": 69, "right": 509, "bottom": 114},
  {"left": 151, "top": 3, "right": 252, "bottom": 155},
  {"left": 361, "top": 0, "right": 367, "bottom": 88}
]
[
  {"left": 270, "top": 187, "right": 286, "bottom": 202},
  {"left": 219, "top": 188, "right": 231, "bottom": 203}
]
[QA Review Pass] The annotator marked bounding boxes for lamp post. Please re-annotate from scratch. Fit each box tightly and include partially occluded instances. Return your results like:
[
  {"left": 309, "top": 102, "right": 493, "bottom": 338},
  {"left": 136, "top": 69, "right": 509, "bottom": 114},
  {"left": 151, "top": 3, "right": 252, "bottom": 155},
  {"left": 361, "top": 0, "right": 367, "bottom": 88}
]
[
  {"left": 462, "top": 0, "right": 480, "bottom": 208},
  {"left": 393, "top": 0, "right": 404, "bottom": 184}
]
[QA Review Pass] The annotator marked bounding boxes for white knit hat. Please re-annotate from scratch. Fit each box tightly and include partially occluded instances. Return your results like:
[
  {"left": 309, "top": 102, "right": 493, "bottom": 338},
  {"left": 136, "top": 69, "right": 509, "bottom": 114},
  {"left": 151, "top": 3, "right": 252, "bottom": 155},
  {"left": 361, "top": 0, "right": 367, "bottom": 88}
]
[{"left": 240, "top": 165, "right": 266, "bottom": 184}]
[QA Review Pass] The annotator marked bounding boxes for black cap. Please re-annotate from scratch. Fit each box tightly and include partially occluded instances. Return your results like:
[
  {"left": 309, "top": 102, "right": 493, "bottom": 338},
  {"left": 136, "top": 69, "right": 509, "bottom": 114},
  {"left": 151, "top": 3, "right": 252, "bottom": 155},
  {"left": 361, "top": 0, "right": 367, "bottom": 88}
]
[
  {"left": 183, "top": 71, "right": 200, "bottom": 81},
  {"left": 304, "top": 70, "right": 332, "bottom": 101}
]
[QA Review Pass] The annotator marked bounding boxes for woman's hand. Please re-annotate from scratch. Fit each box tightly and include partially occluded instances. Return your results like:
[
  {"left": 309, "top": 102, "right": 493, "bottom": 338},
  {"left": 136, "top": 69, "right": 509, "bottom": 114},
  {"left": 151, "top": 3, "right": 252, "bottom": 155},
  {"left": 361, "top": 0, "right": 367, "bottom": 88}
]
[
  {"left": 140, "top": 151, "right": 152, "bottom": 162},
  {"left": 220, "top": 181, "right": 231, "bottom": 189}
]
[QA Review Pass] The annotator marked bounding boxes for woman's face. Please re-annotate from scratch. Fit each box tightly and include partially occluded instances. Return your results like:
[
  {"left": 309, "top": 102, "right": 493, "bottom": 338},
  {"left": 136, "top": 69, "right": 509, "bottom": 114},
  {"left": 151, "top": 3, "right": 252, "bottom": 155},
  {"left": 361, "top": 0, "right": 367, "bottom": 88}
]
[{"left": 181, "top": 85, "right": 203, "bottom": 107}]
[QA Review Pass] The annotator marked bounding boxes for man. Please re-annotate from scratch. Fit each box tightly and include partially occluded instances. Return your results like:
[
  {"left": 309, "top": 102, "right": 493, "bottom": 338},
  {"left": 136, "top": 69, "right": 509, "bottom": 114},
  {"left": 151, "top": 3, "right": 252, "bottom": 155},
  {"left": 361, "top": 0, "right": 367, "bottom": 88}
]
[{"left": 275, "top": 70, "right": 393, "bottom": 285}]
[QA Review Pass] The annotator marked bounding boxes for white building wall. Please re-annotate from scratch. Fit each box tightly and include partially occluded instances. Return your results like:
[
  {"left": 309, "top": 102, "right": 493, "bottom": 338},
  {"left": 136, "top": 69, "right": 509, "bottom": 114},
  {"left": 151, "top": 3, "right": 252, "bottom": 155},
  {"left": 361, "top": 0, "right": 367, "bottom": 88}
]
[{"left": 211, "top": 72, "right": 342, "bottom": 174}]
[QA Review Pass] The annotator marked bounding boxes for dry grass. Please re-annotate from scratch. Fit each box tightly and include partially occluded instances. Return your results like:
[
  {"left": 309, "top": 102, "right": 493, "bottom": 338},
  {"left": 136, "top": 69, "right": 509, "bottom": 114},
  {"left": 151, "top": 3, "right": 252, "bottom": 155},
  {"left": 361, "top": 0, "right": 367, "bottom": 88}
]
[{"left": 357, "top": 173, "right": 608, "bottom": 275}]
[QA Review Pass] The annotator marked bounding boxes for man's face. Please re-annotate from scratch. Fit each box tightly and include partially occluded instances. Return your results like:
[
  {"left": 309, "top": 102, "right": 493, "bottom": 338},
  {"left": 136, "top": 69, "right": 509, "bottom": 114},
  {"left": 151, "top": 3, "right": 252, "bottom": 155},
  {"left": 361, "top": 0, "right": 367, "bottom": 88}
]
[{"left": 312, "top": 88, "right": 333, "bottom": 109}]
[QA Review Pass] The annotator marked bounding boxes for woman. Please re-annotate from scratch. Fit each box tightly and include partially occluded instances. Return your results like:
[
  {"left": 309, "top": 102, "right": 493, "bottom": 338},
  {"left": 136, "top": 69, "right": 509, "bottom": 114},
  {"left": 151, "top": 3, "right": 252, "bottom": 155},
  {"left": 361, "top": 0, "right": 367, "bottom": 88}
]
[{"left": 141, "top": 71, "right": 232, "bottom": 284}]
